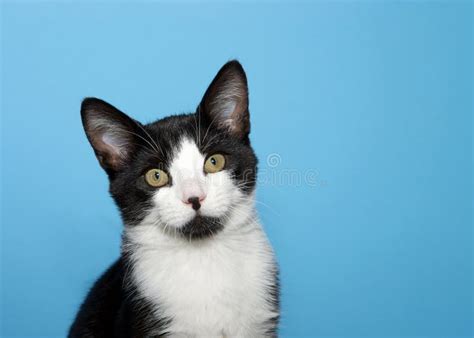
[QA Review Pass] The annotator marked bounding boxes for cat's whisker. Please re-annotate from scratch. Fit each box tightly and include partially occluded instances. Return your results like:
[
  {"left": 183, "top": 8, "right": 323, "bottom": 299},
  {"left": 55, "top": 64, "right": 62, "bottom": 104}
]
[
  {"left": 231, "top": 194, "right": 279, "bottom": 217},
  {"left": 193, "top": 112, "right": 200, "bottom": 146},
  {"left": 202, "top": 132, "right": 221, "bottom": 150},
  {"left": 132, "top": 119, "right": 165, "bottom": 157},
  {"left": 201, "top": 113, "right": 221, "bottom": 147},
  {"left": 118, "top": 128, "right": 162, "bottom": 158},
  {"left": 196, "top": 108, "right": 202, "bottom": 148}
]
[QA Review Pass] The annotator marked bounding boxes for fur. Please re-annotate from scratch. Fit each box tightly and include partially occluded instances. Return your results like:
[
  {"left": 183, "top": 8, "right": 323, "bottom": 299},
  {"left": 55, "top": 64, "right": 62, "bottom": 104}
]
[{"left": 69, "top": 61, "right": 279, "bottom": 337}]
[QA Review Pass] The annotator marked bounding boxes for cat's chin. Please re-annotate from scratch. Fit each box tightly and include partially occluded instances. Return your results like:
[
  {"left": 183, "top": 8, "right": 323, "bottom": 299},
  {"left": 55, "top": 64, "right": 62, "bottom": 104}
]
[{"left": 178, "top": 215, "right": 224, "bottom": 240}]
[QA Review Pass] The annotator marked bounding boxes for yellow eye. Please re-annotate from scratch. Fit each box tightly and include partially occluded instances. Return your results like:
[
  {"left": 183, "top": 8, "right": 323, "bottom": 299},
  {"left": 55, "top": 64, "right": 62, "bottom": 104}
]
[
  {"left": 145, "top": 169, "right": 169, "bottom": 187},
  {"left": 204, "top": 154, "right": 226, "bottom": 173}
]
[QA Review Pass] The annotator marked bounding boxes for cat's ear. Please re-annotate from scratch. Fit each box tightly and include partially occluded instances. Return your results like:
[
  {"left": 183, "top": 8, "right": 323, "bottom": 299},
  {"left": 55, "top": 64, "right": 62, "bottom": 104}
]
[
  {"left": 198, "top": 60, "right": 250, "bottom": 139},
  {"left": 81, "top": 98, "right": 139, "bottom": 173}
]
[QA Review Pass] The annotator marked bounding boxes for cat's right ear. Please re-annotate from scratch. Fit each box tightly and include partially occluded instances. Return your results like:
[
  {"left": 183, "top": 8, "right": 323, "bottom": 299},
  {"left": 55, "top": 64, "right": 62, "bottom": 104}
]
[{"left": 81, "top": 98, "right": 139, "bottom": 173}]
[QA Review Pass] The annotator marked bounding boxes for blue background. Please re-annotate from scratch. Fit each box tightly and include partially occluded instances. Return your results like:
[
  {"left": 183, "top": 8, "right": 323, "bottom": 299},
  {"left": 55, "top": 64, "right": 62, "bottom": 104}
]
[{"left": 1, "top": 1, "right": 472, "bottom": 337}]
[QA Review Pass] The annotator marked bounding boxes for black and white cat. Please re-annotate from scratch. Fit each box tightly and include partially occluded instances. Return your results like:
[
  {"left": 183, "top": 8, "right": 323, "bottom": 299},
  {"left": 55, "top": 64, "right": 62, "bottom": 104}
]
[{"left": 69, "top": 61, "right": 279, "bottom": 337}]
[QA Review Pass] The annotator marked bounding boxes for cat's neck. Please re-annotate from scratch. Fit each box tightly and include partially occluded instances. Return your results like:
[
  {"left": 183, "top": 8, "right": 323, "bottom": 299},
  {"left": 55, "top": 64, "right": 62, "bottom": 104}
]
[{"left": 119, "top": 196, "right": 276, "bottom": 337}]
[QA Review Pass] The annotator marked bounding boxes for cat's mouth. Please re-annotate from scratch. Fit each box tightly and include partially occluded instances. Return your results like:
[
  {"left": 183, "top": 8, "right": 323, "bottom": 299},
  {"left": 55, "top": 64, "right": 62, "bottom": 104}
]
[{"left": 178, "top": 215, "right": 224, "bottom": 240}]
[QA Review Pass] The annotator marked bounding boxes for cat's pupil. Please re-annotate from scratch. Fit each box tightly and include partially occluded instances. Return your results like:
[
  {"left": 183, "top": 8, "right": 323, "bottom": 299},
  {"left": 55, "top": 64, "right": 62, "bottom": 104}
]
[
  {"left": 210, "top": 157, "right": 216, "bottom": 165},
  {"left": 154, "top": 172, "right": 160, "bottom": 180}
]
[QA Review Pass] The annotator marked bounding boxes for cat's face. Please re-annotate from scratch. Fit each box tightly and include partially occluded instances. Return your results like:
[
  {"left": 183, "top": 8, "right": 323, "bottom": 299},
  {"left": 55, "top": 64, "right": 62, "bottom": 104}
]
[{"left": 81, "top": 61, "right": 257, "bottom": 240}]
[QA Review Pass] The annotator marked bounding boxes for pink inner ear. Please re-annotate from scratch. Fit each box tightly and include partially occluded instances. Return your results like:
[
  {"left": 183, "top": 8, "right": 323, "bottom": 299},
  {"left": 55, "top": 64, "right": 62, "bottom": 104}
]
[
  {"left": 221, "top": 101, "right": 237, "bottom": 118},
  {"left": 88, "top": 129, "right": 130, "bottom": 170},
  {"left": 199, "top": 61, "right": 250, "bottom": 139},
  {"left": 102, "top": 132, "right": 126, "bottom": 157},
  {"left": 211, "top": 93, "right": 248, "bottom": 133}
]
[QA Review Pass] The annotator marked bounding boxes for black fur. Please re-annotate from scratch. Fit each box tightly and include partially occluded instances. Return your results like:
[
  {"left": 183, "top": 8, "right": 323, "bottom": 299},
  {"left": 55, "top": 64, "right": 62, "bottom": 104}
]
[
  {"left": 69, "top": 61, "right": 279, "bottom": 337},
  {"left": 69, "top": 258, "right": 171, "bottom": 337}
]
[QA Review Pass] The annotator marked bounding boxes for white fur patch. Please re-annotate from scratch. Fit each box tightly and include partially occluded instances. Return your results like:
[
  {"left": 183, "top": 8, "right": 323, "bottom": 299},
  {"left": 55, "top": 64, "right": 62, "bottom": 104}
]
[
  {"left": 145, "top": 138, "right": 242, "bottom": 231},
  {"left": 123, "top": 138, "right": 278, "bottom": 337}
]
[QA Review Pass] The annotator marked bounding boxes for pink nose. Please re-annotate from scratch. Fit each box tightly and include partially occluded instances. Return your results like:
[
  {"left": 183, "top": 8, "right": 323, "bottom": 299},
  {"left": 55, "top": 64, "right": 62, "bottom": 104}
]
[
  {"left": 183, "top": 195, "right": 206, "bottom": 210},
  {"left": 181, "top": 179, "right": 206, "bottom": 208}
]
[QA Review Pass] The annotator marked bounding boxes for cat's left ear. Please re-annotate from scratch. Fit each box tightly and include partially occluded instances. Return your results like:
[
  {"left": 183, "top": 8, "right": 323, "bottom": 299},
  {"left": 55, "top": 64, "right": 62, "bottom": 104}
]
[
  {"left": 81, "top": 98, "right": 140, "bottom": 174},
  {"left": 198, "top": 60, "right": 250, "bottom": 140}
]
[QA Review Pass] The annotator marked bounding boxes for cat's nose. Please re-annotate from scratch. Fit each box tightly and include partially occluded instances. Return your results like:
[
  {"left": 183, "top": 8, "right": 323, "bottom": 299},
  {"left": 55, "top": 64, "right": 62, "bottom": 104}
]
[
  {"left": 181, "top": 179, "right": 206, "bottom": 210},
  {"left": 186, "top": 196, "right": 205, "bottom": 211}
]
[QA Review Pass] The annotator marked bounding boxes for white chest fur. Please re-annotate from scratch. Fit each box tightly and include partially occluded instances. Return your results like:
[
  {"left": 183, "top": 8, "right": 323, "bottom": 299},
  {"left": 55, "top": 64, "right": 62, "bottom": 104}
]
[{"left": 124, "top": 218, "right": 278, "bottom": 337}]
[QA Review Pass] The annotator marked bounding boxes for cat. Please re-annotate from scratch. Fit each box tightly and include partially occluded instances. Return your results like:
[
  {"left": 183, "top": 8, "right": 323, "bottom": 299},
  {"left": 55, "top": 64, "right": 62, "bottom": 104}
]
[{"left": 69, "top": 61, "right": 280, "bottom": 338}]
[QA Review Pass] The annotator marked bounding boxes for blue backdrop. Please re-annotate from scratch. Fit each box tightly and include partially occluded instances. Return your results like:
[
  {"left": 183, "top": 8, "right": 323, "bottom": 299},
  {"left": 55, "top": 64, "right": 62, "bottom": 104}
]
[{"left": 1, "top": 2, "right": 472, "bottom": 337}]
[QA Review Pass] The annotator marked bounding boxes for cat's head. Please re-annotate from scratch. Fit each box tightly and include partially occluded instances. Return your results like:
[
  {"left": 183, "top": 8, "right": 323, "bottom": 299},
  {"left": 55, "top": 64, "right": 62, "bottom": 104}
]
[{"left": 81, "top": 61, "right": 257, "bottom": 240}]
